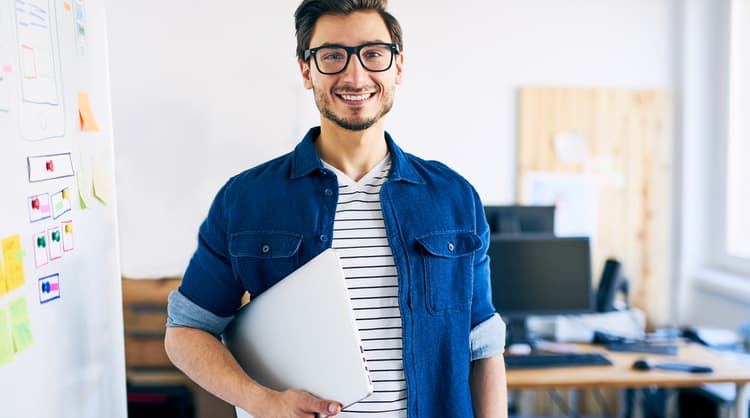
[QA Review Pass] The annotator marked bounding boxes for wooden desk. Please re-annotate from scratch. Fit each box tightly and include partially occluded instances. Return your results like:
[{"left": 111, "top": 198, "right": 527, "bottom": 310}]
[{"left": 506, "top": 343, "right": 750, "bottom": 418}]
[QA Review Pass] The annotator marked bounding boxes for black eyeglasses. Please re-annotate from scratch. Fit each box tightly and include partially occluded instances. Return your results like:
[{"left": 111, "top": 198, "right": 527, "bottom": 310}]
[{"left": 304, "top": 42, "right": 399, "bottom": 75}]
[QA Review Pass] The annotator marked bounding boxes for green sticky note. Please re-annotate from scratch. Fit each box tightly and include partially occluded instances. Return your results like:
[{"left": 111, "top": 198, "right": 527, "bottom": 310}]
[
  {"left": 9, "top": 297, "right": 33, "bottom": 353},
  {"left": 0, "top": 309, "right": 14, "bottom": 366}
]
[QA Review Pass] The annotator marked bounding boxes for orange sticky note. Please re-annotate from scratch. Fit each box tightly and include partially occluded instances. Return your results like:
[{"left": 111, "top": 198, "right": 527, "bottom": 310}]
[
  {"left": 78, "top": 92, "right": 100, "bottom": 132},
  {"left": 64, "top": 2, "right": 71, "bottom": 11}
]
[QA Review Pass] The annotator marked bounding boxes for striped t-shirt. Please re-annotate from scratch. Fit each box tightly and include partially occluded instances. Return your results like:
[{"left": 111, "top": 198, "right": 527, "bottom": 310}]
[{"left": 323, "top": 155, "right": 408, "bottom": 418}]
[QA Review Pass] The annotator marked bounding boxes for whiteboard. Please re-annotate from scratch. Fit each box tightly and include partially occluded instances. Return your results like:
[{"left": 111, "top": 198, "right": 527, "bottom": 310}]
[{"left": 0, "top": 1, "right": 127, "bottom": 417}]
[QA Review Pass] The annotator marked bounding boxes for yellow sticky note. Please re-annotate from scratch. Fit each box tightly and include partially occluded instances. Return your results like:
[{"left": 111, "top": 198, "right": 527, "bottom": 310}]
[
  {"left": 9, "top": 297, "right": 33, "bottom": 353},
  {"left": 92, "top": 157, "right": 113, "bottom": 204},
  {"left": 63, "top": 2, "right": 72, "bottom": 11},
  {"left": 0, "top": 309, "right": 14, "bottom": 367},
  {"left": 2, "top": 235, "right": 25, "bottom": 292},
  {"left": 0, "top": 264, "right": 7, "bottom": 296},
  {"left": 78, "top": 92, "right": 100, "bottom": 132}
]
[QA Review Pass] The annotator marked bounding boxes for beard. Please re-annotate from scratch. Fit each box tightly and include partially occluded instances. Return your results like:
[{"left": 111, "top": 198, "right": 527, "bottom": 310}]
[{"left": 313, "top": 85, "right": 395, "bottom": 131}]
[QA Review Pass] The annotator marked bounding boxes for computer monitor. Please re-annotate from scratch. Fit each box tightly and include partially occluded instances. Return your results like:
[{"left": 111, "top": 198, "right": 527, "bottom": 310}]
[
  {"left": 483, "top": 205, "right": 555, "bottom": 235},
  {"left": 488, "top": 235, "right": 593, "bottom": 345}
]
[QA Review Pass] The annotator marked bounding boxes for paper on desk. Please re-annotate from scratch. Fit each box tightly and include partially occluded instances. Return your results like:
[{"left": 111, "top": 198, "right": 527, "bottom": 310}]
[{"left": 528, "top": 309, "right": 646, "bottom": 343}]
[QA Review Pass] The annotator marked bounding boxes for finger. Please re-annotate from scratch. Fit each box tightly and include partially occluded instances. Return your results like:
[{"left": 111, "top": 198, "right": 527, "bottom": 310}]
[{"left": 300, "top": 393, "right": 341, "bottom": 415}]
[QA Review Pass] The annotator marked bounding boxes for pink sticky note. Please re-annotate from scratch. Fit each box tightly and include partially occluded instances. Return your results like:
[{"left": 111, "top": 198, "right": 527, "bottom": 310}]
[{"left": 2, "top": 64, "right": 12, "bottom": 74}]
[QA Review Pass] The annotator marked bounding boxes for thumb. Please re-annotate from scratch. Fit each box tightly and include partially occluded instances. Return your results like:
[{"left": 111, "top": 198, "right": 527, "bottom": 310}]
[{"left": 301, "top": 393, "right": 341, "bottom": 415}]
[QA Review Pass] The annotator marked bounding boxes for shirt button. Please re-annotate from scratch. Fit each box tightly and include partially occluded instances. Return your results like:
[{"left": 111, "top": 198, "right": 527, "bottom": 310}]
[
  {"left": 448, "top": 242, "right": 455, "bottom": 252},
  {"left": 319, "top": 169, "right": 327, "bottom": 176},
  {"left": 320, "top": 234, "right": 328, "bottom": 242},
  {"left": 324, "top": 188, "right": 333, "bottom": 197},
  {"left": 261, "top": 244, "right": 270, "bottom": 254}
]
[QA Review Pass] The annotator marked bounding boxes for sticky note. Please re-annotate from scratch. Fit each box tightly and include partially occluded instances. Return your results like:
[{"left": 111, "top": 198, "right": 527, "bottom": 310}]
[
  {"left": 92, "top": 157, "right": 112, "bottom": 204},
  {"left": 9, "top": 297, "right": 33, "bottom": 353},
  {"left": 0, "top": 309, "right": 13, "bottom": 367},
  {"left": 64, "top": 2, "right": 72, "bottom": 11},
  {"left": 77, "top": 161, "right": 93, "bottom": 209},
  {"left": 2, "top": 235, "right": 25, "bottom": 292},
  {"left": 77, "top": 92, "right": 100, "bottom": 132},
  {"left": 0, "top": 264, "right": 7, "bottom": 296}
]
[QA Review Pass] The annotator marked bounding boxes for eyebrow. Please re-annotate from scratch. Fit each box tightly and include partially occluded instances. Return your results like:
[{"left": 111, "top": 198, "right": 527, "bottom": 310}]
[{"left": 313, "top": 40, "right": 391, "bottom": 48}]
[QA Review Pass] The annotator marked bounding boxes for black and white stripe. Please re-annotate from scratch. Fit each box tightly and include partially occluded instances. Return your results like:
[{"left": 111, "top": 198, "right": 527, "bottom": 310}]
[{"left": 325, "top": 157, "right": 407, "bottom": 418}]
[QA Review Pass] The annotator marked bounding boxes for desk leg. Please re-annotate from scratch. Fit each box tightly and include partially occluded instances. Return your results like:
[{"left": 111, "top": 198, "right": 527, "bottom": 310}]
[
  {"left": 569, "top": 389, "right": 579, "bottom": 417},
  {"left": 737, "top": 383, "right": 749, "bottom": 418}
]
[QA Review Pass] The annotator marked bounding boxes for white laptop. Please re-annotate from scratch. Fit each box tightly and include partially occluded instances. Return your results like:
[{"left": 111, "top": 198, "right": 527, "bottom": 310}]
[{"left": 223, "top": 249, "right": 373, "bottom": 418}]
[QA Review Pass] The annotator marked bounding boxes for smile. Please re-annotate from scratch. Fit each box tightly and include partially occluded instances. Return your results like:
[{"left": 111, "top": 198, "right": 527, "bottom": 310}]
[{"left": 336, "top": 92, "right": 375, "bottom": 103}]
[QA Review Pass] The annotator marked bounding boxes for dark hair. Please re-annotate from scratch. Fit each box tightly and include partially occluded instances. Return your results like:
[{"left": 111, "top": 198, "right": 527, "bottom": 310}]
[{"left": 294, "top": 0, "right": 403, "bottom": 61}]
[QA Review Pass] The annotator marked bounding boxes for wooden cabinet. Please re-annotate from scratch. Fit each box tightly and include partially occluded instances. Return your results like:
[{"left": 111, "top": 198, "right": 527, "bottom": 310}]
[{"left": 122, "top": 278, "right": 235, "bottom": 418}]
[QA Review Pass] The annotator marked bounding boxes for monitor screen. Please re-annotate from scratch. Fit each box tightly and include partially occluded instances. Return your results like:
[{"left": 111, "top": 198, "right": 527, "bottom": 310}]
[
  {"left": 488, "top": 235, "right": 593, "bottom": 317},
  {"left": 483, "top": 205, "right": 555, "bottom": 235}
]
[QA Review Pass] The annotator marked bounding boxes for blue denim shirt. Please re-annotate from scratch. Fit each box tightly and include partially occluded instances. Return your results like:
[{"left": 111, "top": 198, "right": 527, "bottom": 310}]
[{"left": 169, "top": 127, "right": 505, "bottom": 417}]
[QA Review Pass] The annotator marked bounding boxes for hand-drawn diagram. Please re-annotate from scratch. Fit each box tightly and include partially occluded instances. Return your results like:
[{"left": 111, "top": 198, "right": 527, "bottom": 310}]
[{"left": 14, "top": 0, "right": 65, "bottom": 140}]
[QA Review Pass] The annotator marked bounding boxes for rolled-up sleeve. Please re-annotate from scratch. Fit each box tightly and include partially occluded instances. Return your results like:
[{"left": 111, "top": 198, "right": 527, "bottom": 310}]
[
  {"left": 166, "top": 290, "right": 234, "bottom": 337},
  {"left": 470, "top": 313, "right": 506, "bottom": 360}
]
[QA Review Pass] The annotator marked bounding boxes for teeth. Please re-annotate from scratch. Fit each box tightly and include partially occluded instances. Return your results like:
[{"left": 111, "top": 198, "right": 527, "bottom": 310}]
[{"left": 341, "top": 94, "right": 370, "bottom": 101}]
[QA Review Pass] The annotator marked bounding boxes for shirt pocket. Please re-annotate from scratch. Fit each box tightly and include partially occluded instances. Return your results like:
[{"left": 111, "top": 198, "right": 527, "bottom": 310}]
[
  {"left": 229, "top": 231, "right": 303, "bottom": 295},
  {"left": 415, "top": 230, "right": 480, "bottom": 315}
]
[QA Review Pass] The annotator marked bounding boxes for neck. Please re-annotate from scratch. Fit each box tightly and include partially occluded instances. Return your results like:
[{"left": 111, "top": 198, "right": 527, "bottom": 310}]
[{"left": 315, "top": 119, "right": 389, "bottom": 182}]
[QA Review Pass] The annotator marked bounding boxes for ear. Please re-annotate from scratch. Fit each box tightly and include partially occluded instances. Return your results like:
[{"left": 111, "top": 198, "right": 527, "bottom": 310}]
[
  {"left": 394, "top": 52, "right": 404, "bottom": 85},
  {"left": 299, "top": 59, "right": 313, "bottom": 90}
]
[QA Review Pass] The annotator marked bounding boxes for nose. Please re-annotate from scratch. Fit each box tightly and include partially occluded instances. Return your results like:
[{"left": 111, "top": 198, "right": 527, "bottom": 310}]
[{"left": 340, "top": 53, "right": 370, "bottom": 85}]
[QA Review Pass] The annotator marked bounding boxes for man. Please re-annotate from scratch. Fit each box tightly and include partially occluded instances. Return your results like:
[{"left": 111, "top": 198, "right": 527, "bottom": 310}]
[{"left": 165, "top": 1, "right": 508, "bottom": 417}]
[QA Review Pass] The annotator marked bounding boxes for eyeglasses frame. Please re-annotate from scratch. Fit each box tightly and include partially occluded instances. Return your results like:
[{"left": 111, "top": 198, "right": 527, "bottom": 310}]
[{"left": 303, "top": 42, "right": 400, "bottom": 75}]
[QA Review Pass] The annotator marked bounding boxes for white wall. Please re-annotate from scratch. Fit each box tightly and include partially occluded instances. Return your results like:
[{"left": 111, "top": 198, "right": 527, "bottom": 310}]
[
  {"left": 105, "top": 1, "right": 679, "bottom": 279},
  {"left": 677, "top": 0, "right": 750, "bottom": 329}
]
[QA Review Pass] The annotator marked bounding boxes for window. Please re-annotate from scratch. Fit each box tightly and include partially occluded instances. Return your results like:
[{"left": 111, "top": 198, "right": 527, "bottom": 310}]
[{"left": 724, "top": 0, "right": 750, "bottom": 271}]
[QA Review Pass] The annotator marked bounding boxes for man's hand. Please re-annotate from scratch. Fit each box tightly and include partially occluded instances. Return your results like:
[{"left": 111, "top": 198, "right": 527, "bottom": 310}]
[{"left": 251, "top": 389, "right": 342, "bottom": 418}]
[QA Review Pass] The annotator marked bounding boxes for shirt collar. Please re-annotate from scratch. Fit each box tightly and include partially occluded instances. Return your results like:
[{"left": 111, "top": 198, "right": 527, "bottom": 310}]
[{"left": 290, "top": 127, "right": 424, "bottom": 184}]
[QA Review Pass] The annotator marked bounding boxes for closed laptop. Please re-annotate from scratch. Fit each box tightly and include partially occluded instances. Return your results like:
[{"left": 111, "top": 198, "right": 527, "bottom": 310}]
[{"left": 223, "top": 249, "right": 373, "bottom": 417}]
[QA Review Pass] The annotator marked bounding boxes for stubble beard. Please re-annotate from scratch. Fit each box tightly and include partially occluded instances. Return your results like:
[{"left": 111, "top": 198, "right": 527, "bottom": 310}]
[{"left": 313, "top": 85, "right": 395, "bottom": 132}]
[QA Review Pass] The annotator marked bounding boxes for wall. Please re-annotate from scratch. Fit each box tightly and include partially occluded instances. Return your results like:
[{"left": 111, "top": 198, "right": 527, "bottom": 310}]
[
  {"left": 105, "top": 0, "right": 679, "bottom": 279},
  {"left": 676, "top": 0, "right": 746, "bottom": 328}
]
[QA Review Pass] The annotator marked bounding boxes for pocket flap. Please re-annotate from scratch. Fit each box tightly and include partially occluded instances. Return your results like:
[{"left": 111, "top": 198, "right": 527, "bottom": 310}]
[
  {"left": 229, "top": 231, "right": 303, "bottom": 259},
  {"left": 415, "top": 231, "right": 480, "bottom": 257}
]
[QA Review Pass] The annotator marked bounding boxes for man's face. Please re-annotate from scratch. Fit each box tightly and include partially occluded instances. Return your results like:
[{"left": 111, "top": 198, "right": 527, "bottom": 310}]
[{"left": 300, "top": 11, "right": 403, "bottom": 132}]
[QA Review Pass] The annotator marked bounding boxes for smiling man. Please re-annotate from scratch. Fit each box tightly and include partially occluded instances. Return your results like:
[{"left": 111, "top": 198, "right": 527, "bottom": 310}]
[{"left": 165, "top": 1, "right": 508, "bottom": 417}]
